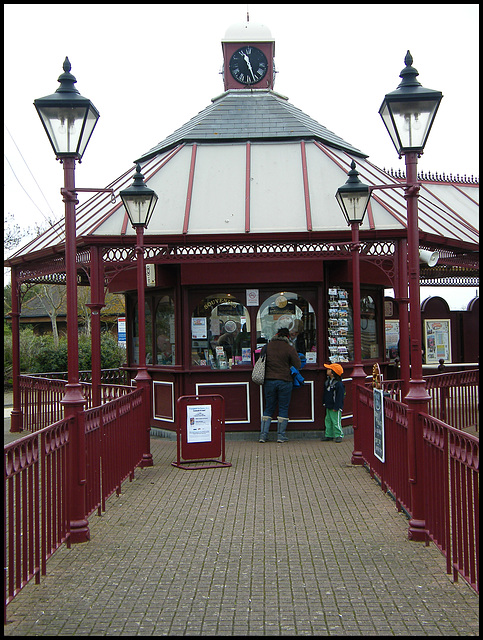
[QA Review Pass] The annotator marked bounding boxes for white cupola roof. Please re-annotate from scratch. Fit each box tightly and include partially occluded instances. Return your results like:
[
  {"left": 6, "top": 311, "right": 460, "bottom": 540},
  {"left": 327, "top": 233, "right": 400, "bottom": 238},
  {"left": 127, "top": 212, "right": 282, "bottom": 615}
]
[{"left": 222, "top": 21, "right": 274, "bottom": 44}]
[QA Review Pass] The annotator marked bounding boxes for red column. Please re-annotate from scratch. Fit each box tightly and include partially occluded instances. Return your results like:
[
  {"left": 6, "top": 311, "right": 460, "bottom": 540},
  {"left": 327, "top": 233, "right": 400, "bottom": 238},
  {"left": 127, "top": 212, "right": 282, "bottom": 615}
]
[
  {"left": 87, "top": 246, "right": 105, "bottom": 408},
  {"left": 404, "top": 151, "right": 430, "bottom": 542},
  {"left": 9, "top": 266, "right": 23, "bottom": 432},
  {"left": 349, "top": 222, "right": 367, "bottom": 465},
  {"left": 60, "top": 157, "right": 89, "bottom": 543},
  {"left": 396, "top": 238, "right": 410, "bottom": 398},
  {"left": 134, "top": 226, "right": 153, "bottom": 467}
]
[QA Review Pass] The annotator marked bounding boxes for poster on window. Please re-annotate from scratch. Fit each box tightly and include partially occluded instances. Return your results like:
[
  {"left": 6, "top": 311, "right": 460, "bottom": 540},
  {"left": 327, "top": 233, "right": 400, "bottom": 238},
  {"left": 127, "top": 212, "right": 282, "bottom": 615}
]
[
  {"left": 424, "top": 319, "right": 451, "bottom": 364},
  {"left": 191, "top": 317, "right": 207, "bottom": 339},
  {"left": 385, "top": 320, "right": 400, "bottom": 360}
]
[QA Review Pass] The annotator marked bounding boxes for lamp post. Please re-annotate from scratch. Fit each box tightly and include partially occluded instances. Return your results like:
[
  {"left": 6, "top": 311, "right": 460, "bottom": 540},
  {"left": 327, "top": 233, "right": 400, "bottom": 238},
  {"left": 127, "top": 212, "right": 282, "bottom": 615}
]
[
  {"left": 336, "top": 161, "right": 371, "bottom": 465},
  {"left": 379, "top": 52, "right": 442, "bottom": 540},
  {"left": 34, "top": 58, "right": 100, "bottom": 543},
  {"left": 120, "top": 164, "right": 158, "bottom": 468}
]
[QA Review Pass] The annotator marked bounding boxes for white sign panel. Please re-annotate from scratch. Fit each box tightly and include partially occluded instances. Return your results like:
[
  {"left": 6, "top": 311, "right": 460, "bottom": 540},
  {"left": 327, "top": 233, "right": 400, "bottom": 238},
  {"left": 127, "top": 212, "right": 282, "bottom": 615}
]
[{"left": 187, "top": 404, "right": 212, "bottom": 443}]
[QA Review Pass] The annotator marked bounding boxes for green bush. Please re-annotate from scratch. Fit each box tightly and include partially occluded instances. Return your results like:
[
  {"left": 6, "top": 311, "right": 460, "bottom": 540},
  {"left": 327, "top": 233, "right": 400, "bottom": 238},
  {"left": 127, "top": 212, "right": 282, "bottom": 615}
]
[{"left": 4, "top": 330, "right": 127, "bottom": 384}]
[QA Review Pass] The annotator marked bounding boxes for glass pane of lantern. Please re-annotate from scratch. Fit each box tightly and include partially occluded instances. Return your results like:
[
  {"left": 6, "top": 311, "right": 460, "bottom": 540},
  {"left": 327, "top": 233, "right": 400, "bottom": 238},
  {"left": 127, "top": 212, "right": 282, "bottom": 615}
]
[
  {"left": 336, "top": 190, "right": 369, "bottom": 225},
  {"left": 77, "top": 106, "right": 99, "bottom": 158},
  {"left": 36, "top": 105, "right": 86, "bottom": 155},
  {"left": 381, "top": 99, "right": 439, "bottom": 152},
  {"left": 36, "top": 104, "right": 98, "bottom": 158},
  {"left": 123, "top": 194, "right": 158, "bottom": 227}
]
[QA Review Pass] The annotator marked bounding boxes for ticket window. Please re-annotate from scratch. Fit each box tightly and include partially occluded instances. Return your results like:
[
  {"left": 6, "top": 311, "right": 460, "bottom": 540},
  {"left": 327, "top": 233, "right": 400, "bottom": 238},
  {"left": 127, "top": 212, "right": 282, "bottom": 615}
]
[
  {"left": 256, "top": 292, "right": 317, "bottom": 362},
  {"left": 191, "top": 294, "right": 251, "bottom": 368}
]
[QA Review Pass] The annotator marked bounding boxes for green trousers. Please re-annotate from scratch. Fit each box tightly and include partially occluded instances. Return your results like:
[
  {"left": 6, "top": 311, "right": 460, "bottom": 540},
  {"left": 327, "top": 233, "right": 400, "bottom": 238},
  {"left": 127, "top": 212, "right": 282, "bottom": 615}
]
[{"left": 324, "top": 408, "right": 343, "bottom": 439}]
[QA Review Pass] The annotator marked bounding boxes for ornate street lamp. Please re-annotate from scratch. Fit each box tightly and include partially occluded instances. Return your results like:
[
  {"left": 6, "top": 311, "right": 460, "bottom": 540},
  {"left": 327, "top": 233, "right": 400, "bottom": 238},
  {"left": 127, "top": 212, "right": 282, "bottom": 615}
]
[
  {"left": 120, "top": 164, "right": 158, "bottom": 467},
  {"left": 34, "top": 58, "right": 100, "bottom": 543},
  {"left": 336, "top": 161, "right": 370, "bottom": 465},
  {"left": 336, "top": 160, "right": 371, "bottom": 226},
  {"left": 34, "top": 57, "right": 99, "bottom": 160},
  {"left": 379, "top": 52, "right": 442, "bottom": 541},
  {"left": 379, "top": 51, "right": 442, "bottom": 157}
]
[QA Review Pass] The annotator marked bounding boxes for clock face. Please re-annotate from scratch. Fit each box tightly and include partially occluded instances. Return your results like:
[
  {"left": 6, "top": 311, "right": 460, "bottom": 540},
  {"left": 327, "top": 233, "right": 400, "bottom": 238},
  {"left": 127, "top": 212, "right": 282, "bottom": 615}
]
[{"left": 229, "top": 46, "right": 268, "bottom": 85}]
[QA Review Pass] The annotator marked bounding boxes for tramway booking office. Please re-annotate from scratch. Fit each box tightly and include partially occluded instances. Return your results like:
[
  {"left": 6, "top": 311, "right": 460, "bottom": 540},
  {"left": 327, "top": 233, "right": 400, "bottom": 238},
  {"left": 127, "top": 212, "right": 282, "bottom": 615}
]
[{"left": 6, "top": 20, "right": 479, "bottom": 437}]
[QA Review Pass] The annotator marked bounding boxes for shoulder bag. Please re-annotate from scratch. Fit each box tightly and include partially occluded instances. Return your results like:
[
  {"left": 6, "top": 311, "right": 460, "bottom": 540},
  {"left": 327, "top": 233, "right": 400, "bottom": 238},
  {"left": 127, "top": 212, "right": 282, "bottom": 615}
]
[{"left": 251, "top": 345, "right": 267, "bottom": 385}]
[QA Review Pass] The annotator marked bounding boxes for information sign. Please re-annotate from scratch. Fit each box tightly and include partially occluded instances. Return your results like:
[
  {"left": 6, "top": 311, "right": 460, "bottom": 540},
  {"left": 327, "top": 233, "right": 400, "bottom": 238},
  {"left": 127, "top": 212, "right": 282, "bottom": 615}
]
[
  {"left": 117, "top": 317, "right": 126, "bottom": 347},
  {"left": 373, "top": 387, "right": 385, "bottom": 463},
  {"left": 172, "top": 395, "right": 231, "bottom": 470}
]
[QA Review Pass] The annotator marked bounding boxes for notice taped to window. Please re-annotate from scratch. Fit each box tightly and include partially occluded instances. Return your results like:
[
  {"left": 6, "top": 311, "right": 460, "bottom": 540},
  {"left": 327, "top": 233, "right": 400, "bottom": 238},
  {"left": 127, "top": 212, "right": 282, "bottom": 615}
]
[{"left": 187, "top": 404, "right": 212, "bottom": 443}]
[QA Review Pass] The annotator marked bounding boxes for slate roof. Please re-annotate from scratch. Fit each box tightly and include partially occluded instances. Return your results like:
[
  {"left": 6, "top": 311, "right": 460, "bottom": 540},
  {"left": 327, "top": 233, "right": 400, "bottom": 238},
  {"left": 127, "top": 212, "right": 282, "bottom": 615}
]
[{"left": 136, "top": 89, "right": 367, "bottom": 161}]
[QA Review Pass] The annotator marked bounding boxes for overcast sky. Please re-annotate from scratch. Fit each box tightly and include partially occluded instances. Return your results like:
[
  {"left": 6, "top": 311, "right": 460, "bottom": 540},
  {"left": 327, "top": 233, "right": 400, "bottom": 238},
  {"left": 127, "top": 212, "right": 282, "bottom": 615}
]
[{"left": 4, "top": 4, "right": 479, "bottom": 307}]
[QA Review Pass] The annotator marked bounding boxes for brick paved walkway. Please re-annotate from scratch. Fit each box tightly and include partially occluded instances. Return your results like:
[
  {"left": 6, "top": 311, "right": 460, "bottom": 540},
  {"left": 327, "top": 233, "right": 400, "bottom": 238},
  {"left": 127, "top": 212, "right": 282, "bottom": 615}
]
[{"left": 4, "top": 428, "right": 478, "bottom": 636}]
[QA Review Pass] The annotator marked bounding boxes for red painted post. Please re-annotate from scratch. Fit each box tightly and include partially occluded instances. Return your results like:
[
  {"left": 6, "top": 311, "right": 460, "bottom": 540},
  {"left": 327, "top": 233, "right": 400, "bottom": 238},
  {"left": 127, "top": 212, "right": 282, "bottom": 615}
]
[
  {"left": 60, "top": 157, "right": 89, "bottom": 543},
  {"left": 134, "top": 226, "right": 153, "bottom": 467},
  {"left": 86, "top": 246, "right": 105, "bottom": 408},
  {"left": 396, "top": 238, "right": 410, "bottom": 398},
  {"left": 9, "top": 266, "right": 23, "bottom": 432},
  {"left": 404, "top": 151, "right": 430, "bottom": 542},
  {"left": 349, "top": 222, "right": 367, "bottom": 465}
]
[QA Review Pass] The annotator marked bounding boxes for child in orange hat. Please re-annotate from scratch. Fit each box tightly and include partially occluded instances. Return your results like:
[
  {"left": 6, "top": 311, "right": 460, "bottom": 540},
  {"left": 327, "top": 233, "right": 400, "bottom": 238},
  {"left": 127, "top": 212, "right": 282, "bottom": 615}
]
[{"left": 322, "top": 363, "right": 345, "bottom": 442}]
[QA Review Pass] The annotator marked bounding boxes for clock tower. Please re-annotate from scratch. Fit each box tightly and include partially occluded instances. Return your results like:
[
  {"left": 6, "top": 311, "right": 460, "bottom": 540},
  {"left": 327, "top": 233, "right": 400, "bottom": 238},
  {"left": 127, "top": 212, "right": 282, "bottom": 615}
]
[{"left": 222, "top": 20, "right": 275, "bottom": 91}]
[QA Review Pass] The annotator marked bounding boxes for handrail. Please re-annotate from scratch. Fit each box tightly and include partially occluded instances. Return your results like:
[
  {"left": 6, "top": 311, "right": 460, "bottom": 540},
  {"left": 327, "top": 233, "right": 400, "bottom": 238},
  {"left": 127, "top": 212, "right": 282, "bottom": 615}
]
[{"left": 4, "top": 386, "right": 146, "bottom": 618}]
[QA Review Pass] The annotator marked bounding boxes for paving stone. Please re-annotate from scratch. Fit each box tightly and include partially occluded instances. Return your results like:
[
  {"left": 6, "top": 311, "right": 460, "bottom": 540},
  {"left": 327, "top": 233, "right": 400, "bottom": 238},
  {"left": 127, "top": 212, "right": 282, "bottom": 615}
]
[{"left": 4, "top": 436, "right": 479, "bottom": 636}]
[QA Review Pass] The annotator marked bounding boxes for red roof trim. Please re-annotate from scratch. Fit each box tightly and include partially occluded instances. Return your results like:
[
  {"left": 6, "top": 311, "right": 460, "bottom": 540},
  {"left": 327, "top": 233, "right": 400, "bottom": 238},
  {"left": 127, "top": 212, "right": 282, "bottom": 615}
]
[
  {"left": 300, "top": 141, "right": 313, "bottom": 232},
  {"left": 245, "top": 142, "right": 251, "bottom": 233},
  {"left": 452, "top": 184, "right": 479, "bottom": 207},
  {"left": 183, "top": 144, "right": 197, "bottom": 234}
]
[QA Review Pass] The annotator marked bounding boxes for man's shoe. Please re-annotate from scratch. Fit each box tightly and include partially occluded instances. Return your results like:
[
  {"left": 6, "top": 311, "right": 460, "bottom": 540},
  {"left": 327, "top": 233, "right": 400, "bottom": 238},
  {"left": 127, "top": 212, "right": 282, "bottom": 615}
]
[
  {"left": 277, "top": 437, "right": 288, "bottom": 443},
  {"left": 259, "top": 437, "right": 266, "bottom": 443},
  {"left": 321, "top": 436, "right": 333, "bottom": 441},
  {"left": 334, "top": 437, "right": 343, "bottom": 443}
]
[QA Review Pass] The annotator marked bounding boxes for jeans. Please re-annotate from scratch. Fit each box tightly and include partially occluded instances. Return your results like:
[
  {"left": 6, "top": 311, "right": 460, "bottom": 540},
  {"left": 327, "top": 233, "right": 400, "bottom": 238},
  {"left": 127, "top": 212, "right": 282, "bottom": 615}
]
[{"left": 263, "top": 379, "right": 293, "bottom": 419}]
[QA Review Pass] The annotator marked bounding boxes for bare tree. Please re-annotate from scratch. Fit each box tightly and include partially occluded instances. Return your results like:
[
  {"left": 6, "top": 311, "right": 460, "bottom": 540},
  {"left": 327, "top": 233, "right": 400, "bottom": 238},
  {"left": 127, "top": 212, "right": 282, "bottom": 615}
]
[{"left": 31, "top": 284, "right": 67, "bottom": 347}]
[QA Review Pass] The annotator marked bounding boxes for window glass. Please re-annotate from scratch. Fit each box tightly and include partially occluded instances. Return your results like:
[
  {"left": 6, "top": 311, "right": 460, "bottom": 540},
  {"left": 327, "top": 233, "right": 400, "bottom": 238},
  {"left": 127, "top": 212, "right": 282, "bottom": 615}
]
[
  {"left": 328, "top": 287, "right": 352, "bottom": 363},
  {"left": 361, "top": 295, "right": 378, "bottom": 359},
  {"left": 328, "top": 288, "right": 379, "bottom": 362},
  {"left": 256, "top": 292, "right": 316, "bottom": 361},
  {"left": 191, "top": 294, "right": 251, "bottom": 368},
  {"left": 154, "top": 296, "right": 176, "bottom": 365}
]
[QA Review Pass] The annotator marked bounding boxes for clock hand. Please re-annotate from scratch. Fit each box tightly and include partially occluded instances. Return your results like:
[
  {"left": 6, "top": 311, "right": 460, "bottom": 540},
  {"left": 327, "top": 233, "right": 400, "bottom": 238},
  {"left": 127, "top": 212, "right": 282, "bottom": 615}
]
[{"left": 240, "top": 52, "right": 256, "bottom": 82}]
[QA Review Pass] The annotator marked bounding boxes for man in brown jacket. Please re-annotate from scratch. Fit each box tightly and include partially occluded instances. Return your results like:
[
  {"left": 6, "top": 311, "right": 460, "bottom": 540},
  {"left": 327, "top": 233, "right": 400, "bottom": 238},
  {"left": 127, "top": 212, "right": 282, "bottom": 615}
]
[{"left": 259, "top": 327, "right": 301, "bottom": 443}]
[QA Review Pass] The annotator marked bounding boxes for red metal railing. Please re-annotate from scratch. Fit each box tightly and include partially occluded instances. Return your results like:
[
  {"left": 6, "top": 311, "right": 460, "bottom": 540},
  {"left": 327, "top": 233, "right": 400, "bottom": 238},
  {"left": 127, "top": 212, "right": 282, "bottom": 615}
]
[
  {"left": 358, "top": 386, "right": 411, "bottom": 514},
  {"left": 358, "top": 370, "right": 479, "bottom": 593},
  {"left": 18, "top": 375, "right": 134, "bottom": 433},
  {"left": 4, "top": 387, "right": 146, "bottom": 618},
  {"left": 4, "top": 418, "right": 71, "bottom": 618},
  {"left": 425, "top": 370, "right": 479, "bottom": 431},
  {"left": 383, "top": 369, "right": 479, "bottom": 431},
  {"left": 422, "top": 414, "right": 479, "bottom": 593},
  {"left": 84, "top": 388, "right": 145, "bottom": 517}
]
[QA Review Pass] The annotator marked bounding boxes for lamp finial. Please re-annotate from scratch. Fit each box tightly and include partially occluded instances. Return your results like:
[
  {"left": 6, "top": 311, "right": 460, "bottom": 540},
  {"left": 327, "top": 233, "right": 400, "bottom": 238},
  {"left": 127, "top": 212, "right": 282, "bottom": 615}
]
[
  {"left": 55, "top": 57, "right": 79, "bottom": 94},
  {"left": 398, "top": 50, "right": 421, "bottom": 89}
]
